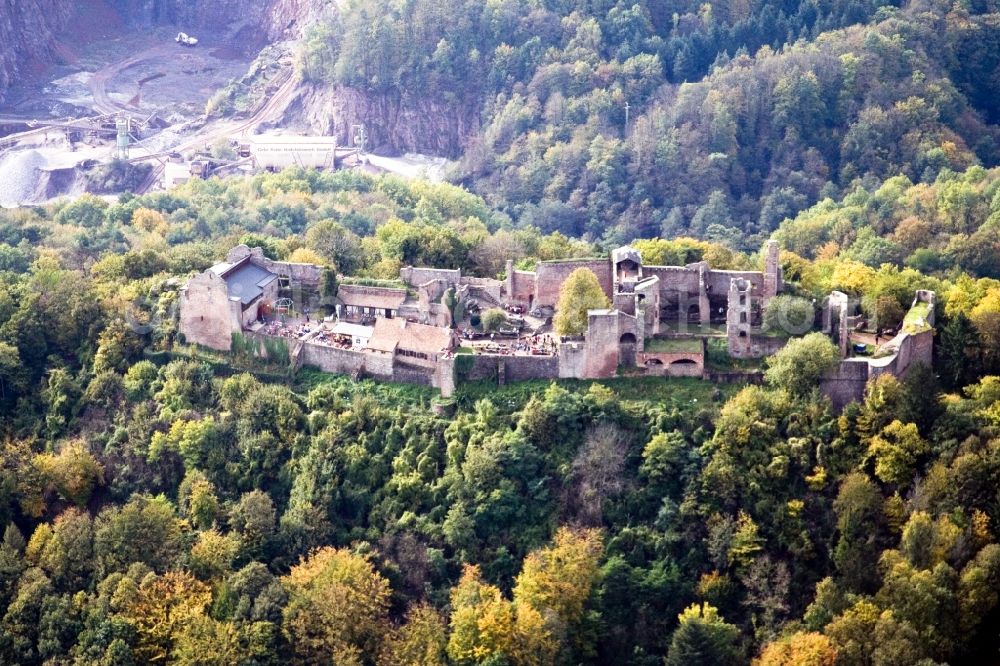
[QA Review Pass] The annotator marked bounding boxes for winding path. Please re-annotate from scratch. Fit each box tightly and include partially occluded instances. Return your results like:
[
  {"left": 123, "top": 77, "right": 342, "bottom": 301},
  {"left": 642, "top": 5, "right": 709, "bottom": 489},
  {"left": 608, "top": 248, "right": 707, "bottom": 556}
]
[
  {"left": 135, "top": 68, "right": 301, "bottom": 193},
  {"left": 87, "top": 43, "right": 178, "bottom": 115}
]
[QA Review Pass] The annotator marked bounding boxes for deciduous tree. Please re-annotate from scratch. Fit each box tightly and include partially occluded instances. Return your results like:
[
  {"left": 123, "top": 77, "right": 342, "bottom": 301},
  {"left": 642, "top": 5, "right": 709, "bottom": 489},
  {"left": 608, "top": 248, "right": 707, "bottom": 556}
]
[
  {"left": 281, "top": 546, "right": 391, "bottom": 664},
  {"left": 553, "top": 268, "right": 610, "bottom": 336}
]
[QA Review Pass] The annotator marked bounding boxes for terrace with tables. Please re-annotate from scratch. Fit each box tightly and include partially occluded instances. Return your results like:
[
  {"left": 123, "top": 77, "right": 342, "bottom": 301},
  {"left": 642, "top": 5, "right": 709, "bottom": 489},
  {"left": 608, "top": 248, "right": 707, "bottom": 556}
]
[
  {"left": 252, "top": 318, "right": 374, "bottom": 351},
  {"left": 458, "top": 332, "right": 558, "bottom": 357}
]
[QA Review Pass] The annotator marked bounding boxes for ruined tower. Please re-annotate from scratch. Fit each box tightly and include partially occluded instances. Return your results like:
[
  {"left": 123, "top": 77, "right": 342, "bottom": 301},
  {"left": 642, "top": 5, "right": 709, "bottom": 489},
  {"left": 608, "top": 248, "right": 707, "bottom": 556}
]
[
  {"left": 727, "top": 278, "right": 754, "bottom": 358},
  {"left": 763, "top": 239, "right": 782, "bottom": 303}
]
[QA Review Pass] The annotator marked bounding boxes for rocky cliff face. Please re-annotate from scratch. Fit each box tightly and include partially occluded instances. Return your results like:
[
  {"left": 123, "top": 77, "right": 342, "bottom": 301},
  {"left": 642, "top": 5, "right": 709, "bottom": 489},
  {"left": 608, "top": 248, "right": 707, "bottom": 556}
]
[
  {"left": 105, "top": 0, "right": 293, "bottom": 36},
  {"left": 266, "top": 0, "right": 330, "bottom": 40},
  {"left": 0, "top": 0, "right": 321, "bottom": 103},
  {"left": 1, "top": 0, "right": 473, "bottom": 158},
  {"left": 0, "top": 0, "right": 74, "bottom": 103},
  {"left": 280, "top": 82, "right": 480, "bottom": 158}
]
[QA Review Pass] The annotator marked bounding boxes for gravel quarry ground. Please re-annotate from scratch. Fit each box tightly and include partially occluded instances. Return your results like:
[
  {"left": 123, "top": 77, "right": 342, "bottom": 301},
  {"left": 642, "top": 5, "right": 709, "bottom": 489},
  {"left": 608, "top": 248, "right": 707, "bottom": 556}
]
[
  {"left": 0, "top": 150, "right": 48, "bottom": 206},
  {"left": 0, "top": 26, "right": 457, "bottom": 205},
  {"left": 1, "top": 27, "right": 254, "bottom": 120},
  {"left": 0, "top": 26, "right": 260, "bottom": 205},
  {"left": 367, "top": 153, "right": 455, "bottom": 183}
]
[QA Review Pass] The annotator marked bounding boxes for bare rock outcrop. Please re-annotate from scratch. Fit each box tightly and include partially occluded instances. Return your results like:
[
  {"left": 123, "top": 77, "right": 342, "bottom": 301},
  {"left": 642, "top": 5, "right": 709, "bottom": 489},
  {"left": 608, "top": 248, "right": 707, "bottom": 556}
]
[
  {"left": 0, "top": 0, "right": 74, "bottom": 103},
  {"left": 280, "top": 82, "right": 480, "bottom": 158}
]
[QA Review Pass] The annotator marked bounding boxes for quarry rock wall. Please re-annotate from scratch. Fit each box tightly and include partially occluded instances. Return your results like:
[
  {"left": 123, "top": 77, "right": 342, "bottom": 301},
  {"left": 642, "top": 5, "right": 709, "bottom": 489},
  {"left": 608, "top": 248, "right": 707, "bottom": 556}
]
[
  {"left": 0, "top": 0, "right": 74, "bottom": 103},
  {"left": 280, "top": 82, "right": 480, "bottom": 158}
]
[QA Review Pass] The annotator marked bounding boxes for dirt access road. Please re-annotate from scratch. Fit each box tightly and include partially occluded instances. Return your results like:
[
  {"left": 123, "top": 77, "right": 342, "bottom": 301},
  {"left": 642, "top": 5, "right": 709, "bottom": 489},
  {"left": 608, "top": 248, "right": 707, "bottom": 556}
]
[
  {"left": 87, "top": 43, "right": 180, "bottom": 115},
  {"left": 135, "top": 67, "right": 301, "bottom": 193}
]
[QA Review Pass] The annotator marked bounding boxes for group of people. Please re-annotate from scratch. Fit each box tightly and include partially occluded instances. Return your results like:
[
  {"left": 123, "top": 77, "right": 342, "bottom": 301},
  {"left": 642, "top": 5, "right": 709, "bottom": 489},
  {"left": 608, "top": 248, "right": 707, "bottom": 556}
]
[
  {"left": 312, "top": 331, "right": 357, "bottom": 349},
  {"left": 471, "top": 333, "right": 556, "bottom": 356},
  {"left": 262, "top": 320, "right": 314, "bottom": 340}
]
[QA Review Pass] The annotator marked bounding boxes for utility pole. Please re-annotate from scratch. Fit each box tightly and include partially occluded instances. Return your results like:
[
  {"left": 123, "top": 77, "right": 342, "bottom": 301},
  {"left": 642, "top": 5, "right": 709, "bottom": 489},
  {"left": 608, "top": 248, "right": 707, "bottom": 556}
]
[{"left": 624, "top": 101, "right": 630, "bottom": 129}]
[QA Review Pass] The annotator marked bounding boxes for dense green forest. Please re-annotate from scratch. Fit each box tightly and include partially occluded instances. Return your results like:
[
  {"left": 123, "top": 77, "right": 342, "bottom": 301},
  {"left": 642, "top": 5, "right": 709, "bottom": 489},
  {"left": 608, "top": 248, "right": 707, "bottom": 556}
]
[
  {"left": 5, "top": 0, "right": 1000, "bottom": 663},
  {"left": 0, "top": 166, "right": 998, "bottom": 664},
  {"left": 303, "top": 0, "right": 1000, "bottom": 247}
]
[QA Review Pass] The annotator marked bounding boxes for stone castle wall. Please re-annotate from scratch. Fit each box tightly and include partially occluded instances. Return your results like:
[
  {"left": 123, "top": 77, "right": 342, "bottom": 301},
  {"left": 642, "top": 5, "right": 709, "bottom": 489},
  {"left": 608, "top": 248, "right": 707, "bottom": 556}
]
[
  {"left": 708, "top": 270, "right": 765, "bottom": 296},
  {"left": 458, "top": 355, "right": 501, "bottom": 382},
  {"left": 363, "top": 351, "right": 395, "bottom": 379},
  {"left": 504, "top": 355, "right": 560, "bottom": 382},
  {"left": 227, "top": 245, "right": 324, "bottom": 289},
  {"left": 179, "top": 271, "right": 238, "bottom": 351},
  {"left": 298, "top": 342, "right": 366, "bottom": 376},
  {"left": 637, "top": 351, "right": 704, "bottom": 377},
  {"left": 534, "top": 260, "right": 613, "bottom": 309},
  {"left": 558, "top": 342, "right": 588, "bottom": 379},
  {"left": 820, "top": 328, "right": 934, "bottom": 409},
  {"left": 454, "top": 353, "right": 560, "bottom": 384},
  {"left": 401, "top": 266, "right": 461, "bottom": 287},
  {"left": 750, "top": 335, "right": 788, "bottom": 357},
  {"left": 462, "top": 278, "right": 504, "bottom": 306},
  {"left": 505, "top": 267, "right": 538, "bottom": 306},
  {"left": 820, "top": 360, "right": 873, "bottom": 411},
  {"left": 393, "top": 363, "right": 434, "bottom": 387},
  {"left": 643, "top": 265, "right": 701, "bottom": 293}
]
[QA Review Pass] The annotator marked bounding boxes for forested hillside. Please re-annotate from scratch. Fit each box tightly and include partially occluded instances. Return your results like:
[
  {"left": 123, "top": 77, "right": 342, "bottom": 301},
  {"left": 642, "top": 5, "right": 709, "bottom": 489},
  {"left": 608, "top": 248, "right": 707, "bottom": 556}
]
[
  {"left": 5, "top": 0, "right": 1000, "bottom": 663},
  {"left": 298, "top": 0, "right": 1000, "bottom": 246},
  {"left": 0, "top": 169, "right": 997, "bottom": 663}
]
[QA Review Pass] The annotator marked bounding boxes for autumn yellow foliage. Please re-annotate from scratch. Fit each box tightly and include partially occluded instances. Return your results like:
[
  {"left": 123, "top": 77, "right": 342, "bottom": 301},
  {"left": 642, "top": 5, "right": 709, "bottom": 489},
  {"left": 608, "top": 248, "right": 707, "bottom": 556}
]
[
  {"left": 754, "top": 631, "right": 837, "bottom": 666},
  {"left": 281, "top": 546, "right": 391, "bottom": 664},
  {"left": 125, "top": 571, "right": 212, "bottom": 664}
]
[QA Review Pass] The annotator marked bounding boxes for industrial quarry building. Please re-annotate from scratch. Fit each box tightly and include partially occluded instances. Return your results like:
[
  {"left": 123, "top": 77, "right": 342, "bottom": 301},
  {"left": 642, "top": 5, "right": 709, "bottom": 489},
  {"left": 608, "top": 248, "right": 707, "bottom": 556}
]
[{"left": 178, "top": 242, "right": 934, "bottom": 407}]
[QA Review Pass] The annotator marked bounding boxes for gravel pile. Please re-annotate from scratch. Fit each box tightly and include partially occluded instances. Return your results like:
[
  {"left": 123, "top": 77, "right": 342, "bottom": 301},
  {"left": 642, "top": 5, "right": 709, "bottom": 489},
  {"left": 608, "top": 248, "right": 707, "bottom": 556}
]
[{"left": 0, "top": 149, "right": 47, "bottom": 207}]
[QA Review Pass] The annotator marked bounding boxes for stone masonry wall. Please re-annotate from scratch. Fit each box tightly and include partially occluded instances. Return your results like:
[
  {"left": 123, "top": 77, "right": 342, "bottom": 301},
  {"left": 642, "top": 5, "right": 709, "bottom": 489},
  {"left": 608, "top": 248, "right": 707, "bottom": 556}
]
[
  {"left": 559, "top": 343, "right": 588, "bottom": 379},
  {"left": 458, "top": 355, "right": 502, "bottom": 382},
  {"left": 393, "top": 364, "right": 434, "bottom": 387},
  {"left": 459, "top": 352, "right": 574, "bottom": 384},
  {"left": 643, "top": 266, "right": 701, "bottom": 293},
  {"left": 707, "top": 270, "right": 765, "bottom": 296},
  {"left": 227, "top": 246, "right": 324, "bottom": 289},
  {"left": 364, "top": 351, "right": 394, "bottom": 379},
  {"left": 820, "top": 360, "right": 871, "bottom": 410},
  {"left": 583, "top": 311, "right": 624, "bottom": 378},
  {"left": 401, "top": 267, "right": 461, "bottom": 287},
  {"left": 299, "top": 343, "right": 366, "bottom": 376},
  {"left": 820, "top": 328, "right": 934, "bottom": 410},
  {"left": 534, "top": 260, "right": 613, "bottom": 309},
  {"left": 505, "top": 267, "right": 537, "bottom": 306},
  {"left": 503, "top": 355, "right": 560, "bottom": 382},
  {"left": 179, "top": 271, "right": 237, "bottom": 351}
]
